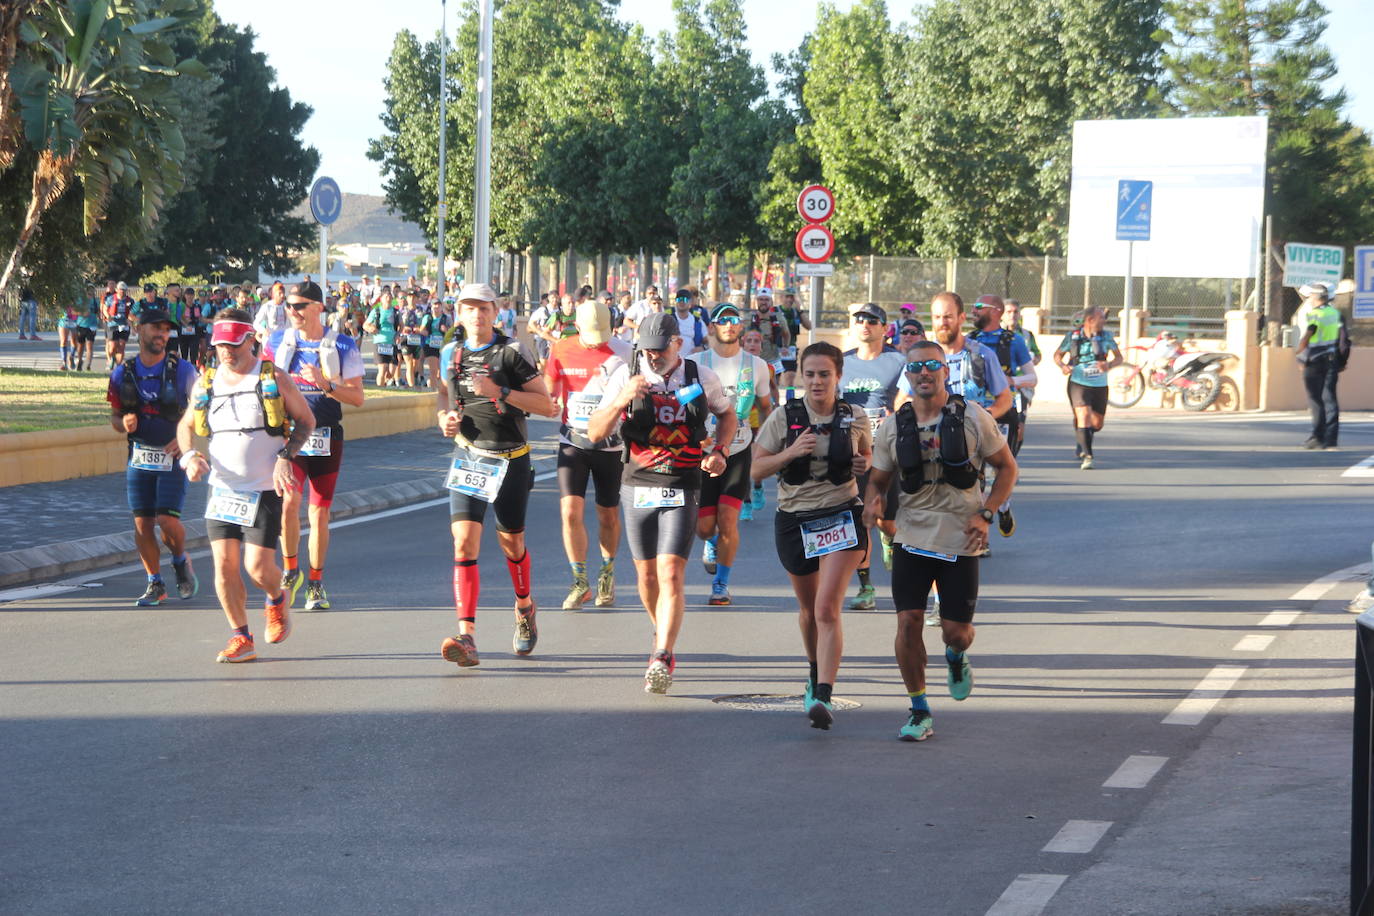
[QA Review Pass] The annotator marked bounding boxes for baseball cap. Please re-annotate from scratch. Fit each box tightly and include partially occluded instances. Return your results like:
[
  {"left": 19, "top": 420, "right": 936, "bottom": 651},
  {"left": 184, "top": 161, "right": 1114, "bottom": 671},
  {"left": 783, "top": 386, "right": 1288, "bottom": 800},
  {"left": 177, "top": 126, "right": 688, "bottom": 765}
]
[
  {"left": 973, "top": 294, "right": 1005, "bottom": 311},
  {"left": 710, "top": 302, "right": 742, "bottom": 322},
  {"left": 899, "top": 317, "right": 925, "bottom": 335},
  {"left": 457, "top": 282, "right": 498, "bottom": 304},
  {"left": 899, "top": 302, "right": 915, "bottom": 312},
  {"left": 287, "top": 280, "right": 323, "bottom": 304},
  {"left": 575, "top": 300, "right": 612, "bottom": 346},
  {"left": 116, "top": 281, "right": 128, "bottom": 290},
  {"left": 137, "top": 308, "right": 175, "bottom": 328},
  {"left": 210, "top": 318, "right": 255, "bottom": 346},
  {"left": 756, "top": 287, "right": 773, "bottom": 299},
  {"left": 637, "top": 312, "right": 680, "bottom": 350},
  {"left": 142, "top": 283, "right": 157, "bottom": 293},
  {"left": 853, "top": 303, "right": 887, "bottom": 324},
  {"left": 1299, "top": 282, "right": 1331, "bottom": 301}
]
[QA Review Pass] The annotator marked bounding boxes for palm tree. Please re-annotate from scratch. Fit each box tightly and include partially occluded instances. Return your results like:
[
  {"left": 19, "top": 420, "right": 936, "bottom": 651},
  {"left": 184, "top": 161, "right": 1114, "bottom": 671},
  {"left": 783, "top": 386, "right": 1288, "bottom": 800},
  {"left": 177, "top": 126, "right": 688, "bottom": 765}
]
[
  {"left": 0, "top": 0, "right": 206, "bottom": 292},
  {"left": 0, "top": 0, "right": 40, "bottom": 172}
]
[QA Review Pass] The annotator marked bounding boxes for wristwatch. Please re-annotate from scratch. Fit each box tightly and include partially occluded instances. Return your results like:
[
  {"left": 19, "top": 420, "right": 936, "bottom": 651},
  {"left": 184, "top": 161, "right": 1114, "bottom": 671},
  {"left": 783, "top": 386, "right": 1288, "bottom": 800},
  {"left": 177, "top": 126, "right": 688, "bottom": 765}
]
[
  {"left": 276, "top": 446, "right": 293, "bottom": 461},
  {"left": 499, "top": 385, "right": 511, "bottom": 400},
  {"left": 977, "top": 507, "right": 995, "bottom": 523}
]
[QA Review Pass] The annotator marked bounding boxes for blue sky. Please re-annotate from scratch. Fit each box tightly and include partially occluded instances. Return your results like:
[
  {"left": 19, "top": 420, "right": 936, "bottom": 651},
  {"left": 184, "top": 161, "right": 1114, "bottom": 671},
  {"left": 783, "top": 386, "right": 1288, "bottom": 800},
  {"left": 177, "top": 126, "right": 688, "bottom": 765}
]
[{"left": 214, "top": 0, "right": 1374, "bottom": 198}]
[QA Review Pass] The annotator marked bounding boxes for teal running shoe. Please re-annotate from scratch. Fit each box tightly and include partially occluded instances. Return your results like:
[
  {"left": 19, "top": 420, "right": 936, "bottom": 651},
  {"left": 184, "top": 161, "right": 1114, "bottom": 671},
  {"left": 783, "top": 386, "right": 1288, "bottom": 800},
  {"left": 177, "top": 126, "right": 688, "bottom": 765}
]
[
  {"left": 807, "top": 698, "right": 834, "bottom": 730},
  {"left": 848, "top": 584, "right": 876, "bottom": 611},
  {"left": 899, "top": 709, "right": 934, "bottom": 742},
  {"left": 947, "top": 653, "right": 973, "bottom": 701},
  {"left": 751, "top": 483, "right": 765, "bottom": 511}
]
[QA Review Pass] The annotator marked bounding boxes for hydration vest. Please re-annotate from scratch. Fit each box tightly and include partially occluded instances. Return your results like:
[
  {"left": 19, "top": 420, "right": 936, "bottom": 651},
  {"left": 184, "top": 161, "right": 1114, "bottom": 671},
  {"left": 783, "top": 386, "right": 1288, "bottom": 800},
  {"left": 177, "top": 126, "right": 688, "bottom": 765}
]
[
  {"left": 274, "top": 327, "right": 342, "bottom": 380},
  {"left": 1069, "top": 329, "right": 1107, "bottom": 364},
  {"left": 893, "top": 397, "right": 979, "bottom": 493},
  {"left": 117, "top": 353, "right": 185, "bottom": 423},
  {"left": 620, "top": 355, "right": 709, "bottom": 461},
  {"left": 988, "top": 329, "right": 1015, "bottom": 376},
  {"left": 780, "top": 398, "right": 855, "bottom": 486},
  {"left": 446, "top": 331, "right": 520, "bottom": 412},
  {"left": 191, "top": 360, "right": 286, "bottom": 438}
]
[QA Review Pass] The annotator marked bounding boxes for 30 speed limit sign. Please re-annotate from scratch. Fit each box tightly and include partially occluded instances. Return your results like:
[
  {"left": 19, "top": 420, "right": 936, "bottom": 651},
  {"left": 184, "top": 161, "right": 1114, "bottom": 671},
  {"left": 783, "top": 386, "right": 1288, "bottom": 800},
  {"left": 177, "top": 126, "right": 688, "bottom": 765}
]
[
  {"left": 796, "top": 184, "right": 835, "bottom": 224},
  {"left": 795, "top": 224, "right": 836, "bottom": 263}
]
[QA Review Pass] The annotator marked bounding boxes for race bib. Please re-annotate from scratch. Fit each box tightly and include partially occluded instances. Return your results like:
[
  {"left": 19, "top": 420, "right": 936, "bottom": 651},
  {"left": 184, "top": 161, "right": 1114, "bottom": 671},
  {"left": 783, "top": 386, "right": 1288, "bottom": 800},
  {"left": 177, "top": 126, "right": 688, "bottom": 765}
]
[
  {"left": 115, "top": 323, "right": 129, "bottom": 333},
  {"left": 299, "top": 426, "right": 331, "bottom": 457},
  {"left": 864, "top": 406, "right": 886, "bottom": 432},
  {"left": 166, "top": 327, "right": 179, "bottom": 337},
  {"left": 902, "top": 544, "right": 958, "bottom": 562},
  {"left": 445, "top": 454, "right": 509, "bottom": 502},
  {"left": 997, "top": 423, "right": 1010, "bottom": 439},
  {"left": 428, "top": 333, "right": 444, "bottom": 349},
  {"left": 802, "top": 510, "right": 859, "bottom": 559},
  {"left": 567, "top": 392, "right": 602, "bottom": 431},
  {"left": 633, "top": 486, "right": 685, "bottom": 509},
  {"left": 204, "top": 487, "right": 261, "bottom": 527},
  {"left": 731, "top": 424, "right": 751, "bottom": 447},
  {"left": 779, "top": 346, "right": 797, "bottom": 360},
  {"left": 375, "top": 342, "right": 394, "bottom": 356},
  {"left": 128, "top": 443, "right": 172, "bottom": 472},
  {"left": 406, "top": 334, "right": 423, "bottom": 346},
  {"left": 771, "top": 359, "right": 785, "bottom": 375},
  {"left": 1081, "top": 363, "right": 1102, "bottom": 378}
]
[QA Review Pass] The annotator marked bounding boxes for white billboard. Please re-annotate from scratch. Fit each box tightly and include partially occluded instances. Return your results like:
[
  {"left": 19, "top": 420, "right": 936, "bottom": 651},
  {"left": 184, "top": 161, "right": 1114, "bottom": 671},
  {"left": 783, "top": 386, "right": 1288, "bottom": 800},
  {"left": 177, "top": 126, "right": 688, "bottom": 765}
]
[{"left": 1066, "top": 116, "right": 1267, "bottom": 279}]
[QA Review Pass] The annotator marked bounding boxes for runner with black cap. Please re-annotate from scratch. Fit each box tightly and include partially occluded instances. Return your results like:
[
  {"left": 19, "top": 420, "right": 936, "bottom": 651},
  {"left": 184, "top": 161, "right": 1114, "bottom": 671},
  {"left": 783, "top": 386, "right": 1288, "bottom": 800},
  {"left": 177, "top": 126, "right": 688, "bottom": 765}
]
[
  {"left": 108, "top": 306, "right": 201, "bottom": 606},
  {"left": 688, "top": 301, "right": 773, "bottom": 605},
  {"left": 436, "top": 283, "right": 555, "bottom": 667},
  {"left": 265, "top": 281, "right": 366, "bottom": 611},
  {"left": 968, "top": 294, "right": 1037, "bottom": 537},
  {"left": 104, "top": 280, "right": 134, "bottom": 370},
  {"left": 177, "top": 308, "right": 316, "bottom": 663},
  {"left": 587, "top": 311, "right": 735, "bottom": 694}
]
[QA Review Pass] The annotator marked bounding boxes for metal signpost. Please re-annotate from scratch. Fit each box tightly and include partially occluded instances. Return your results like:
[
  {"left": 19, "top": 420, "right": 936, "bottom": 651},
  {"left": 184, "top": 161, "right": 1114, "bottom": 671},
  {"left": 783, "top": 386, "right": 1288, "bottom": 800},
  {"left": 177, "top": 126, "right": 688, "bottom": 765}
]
[
  {"left": 309, "top": 176, "right": 342, "bottom": 295},
  {"left": 1116, "top": 179, "right": 1151, "bottom": 354},
  {"left": 796, "top": 186, "right": 835, "bottom": 333},
  {"left": 1355, "top": 245, "right": 1374, "bottom": 320}
]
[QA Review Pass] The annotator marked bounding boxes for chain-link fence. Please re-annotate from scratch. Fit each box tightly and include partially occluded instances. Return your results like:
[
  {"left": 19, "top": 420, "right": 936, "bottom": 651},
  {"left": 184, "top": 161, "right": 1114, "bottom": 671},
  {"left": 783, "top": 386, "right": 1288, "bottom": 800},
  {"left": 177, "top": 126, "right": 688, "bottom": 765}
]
[{"left": 0, "top": 289, "right": 19, "bottom": 333}]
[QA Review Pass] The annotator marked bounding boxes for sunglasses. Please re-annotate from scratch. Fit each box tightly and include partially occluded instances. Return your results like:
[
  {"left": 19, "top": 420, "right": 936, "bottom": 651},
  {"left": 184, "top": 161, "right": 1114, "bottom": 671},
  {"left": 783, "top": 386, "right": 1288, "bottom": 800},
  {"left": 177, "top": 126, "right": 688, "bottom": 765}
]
[
  {"left": 906, "top": 359, "right": 946, "bottom": 373},
  {"left": 900, "top": 329, "right": 921, "bottom": 336},
  {"left": 853, "top": 316, "right": 882, "bottom": 325},
  {"left": 714, "top": 316, "right": 742, "bottom": 326}
]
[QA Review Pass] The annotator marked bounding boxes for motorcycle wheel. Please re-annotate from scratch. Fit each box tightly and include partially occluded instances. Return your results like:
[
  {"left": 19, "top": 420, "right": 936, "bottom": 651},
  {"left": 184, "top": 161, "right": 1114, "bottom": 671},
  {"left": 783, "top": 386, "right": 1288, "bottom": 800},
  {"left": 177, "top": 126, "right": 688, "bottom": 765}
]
[
  {"left": 1106, "top": 363, "right": 1145, "bottom": 408},
  {"left": 1180, "top": 370, "right": 1222, "bottom": 411},
  {"left": 1212, "top": 376, "right": 1240, "bottom": 412}
]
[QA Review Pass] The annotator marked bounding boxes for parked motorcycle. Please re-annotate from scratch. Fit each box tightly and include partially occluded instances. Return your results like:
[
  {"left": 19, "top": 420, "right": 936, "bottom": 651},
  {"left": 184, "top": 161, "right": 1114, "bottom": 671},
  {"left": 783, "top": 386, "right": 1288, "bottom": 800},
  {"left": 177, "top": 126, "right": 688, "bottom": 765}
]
[{"left": 1106, "top": 334, "right": 1238, "bottom": 411}]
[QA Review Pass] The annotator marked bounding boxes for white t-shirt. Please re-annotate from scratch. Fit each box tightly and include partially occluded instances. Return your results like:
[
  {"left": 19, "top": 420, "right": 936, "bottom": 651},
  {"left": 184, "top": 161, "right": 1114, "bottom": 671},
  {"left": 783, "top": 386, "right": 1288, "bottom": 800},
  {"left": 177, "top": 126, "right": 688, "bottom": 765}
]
[
  {"left": 688, "top": 347, "right": 771, "bottom": 456},
  {"left": 598, "top": 357, "right": 732, "bottom": 437}
]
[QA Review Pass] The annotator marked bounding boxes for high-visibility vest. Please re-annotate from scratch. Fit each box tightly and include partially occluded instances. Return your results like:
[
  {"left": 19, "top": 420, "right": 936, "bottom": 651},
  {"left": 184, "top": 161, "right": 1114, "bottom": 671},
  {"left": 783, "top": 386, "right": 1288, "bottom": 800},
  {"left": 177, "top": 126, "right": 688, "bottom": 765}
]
[{"left": 1306, "top": 305, "right": 1341, "bottom": 356}]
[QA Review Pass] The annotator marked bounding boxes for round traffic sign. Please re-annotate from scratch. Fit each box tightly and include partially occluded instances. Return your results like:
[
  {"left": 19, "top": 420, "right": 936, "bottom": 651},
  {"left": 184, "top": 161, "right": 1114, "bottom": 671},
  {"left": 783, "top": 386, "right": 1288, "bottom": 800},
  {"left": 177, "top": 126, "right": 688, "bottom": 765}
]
[
  {"left": 795, "top": 224, "right": 835, "bottom": 263},
  {"left": 310, "top": 176, "right": 342, "bottom": 226},
  {"left": 796, "top": 184, "right": 835, "bottom": 224}
]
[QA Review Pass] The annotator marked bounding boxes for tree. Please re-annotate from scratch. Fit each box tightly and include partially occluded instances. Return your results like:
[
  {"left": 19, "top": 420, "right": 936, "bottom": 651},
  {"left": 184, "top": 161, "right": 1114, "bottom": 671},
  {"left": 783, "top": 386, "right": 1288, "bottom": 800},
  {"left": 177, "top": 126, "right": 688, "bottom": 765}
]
[
  {"left": 1159, "top": 0, "right": 1374, "bottom": 246},
  {"left": 2, "top": 0, "right": 208, "bottom": 292},
  {"left": 0, "top": 0, "right": 40, "bottom": 172}
]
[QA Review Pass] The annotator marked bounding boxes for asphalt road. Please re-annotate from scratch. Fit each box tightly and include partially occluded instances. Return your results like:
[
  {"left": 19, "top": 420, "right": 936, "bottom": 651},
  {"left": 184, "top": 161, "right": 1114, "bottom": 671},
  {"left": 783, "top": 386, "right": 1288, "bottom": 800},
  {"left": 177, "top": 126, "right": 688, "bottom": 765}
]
[{"left": 3, "top": 406, "right": 1372, "bottom": 915}]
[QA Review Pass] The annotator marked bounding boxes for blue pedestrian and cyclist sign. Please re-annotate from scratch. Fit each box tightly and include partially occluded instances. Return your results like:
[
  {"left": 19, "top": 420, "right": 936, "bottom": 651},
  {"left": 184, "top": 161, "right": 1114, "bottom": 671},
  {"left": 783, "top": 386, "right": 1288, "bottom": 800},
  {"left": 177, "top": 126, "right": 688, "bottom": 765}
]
[
  {"left": 1355, "top": 245, "right": 1374, "bottom": 320},
  {"left": 1116, "top": 180, "right": 1152, "bottom": 241},
  {"left": 310, "top": 176, "right": 342, "bottom": 226}
]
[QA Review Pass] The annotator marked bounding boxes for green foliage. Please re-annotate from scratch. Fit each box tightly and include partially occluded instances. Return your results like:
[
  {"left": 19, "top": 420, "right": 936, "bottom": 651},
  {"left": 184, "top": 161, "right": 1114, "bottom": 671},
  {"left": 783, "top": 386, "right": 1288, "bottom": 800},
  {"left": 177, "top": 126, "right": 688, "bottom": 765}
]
[{"left": 141, "top": 265, "right": 209, "bottom": 289}]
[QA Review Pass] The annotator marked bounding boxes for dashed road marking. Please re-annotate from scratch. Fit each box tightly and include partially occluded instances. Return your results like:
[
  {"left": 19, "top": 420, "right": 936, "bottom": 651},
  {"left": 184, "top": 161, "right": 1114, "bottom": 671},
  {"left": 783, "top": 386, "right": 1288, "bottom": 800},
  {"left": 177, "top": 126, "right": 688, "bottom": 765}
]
[
  {"left": 1344, "top": 454, "right": 1374, "bottom": 478},
  {"left": 1233, "top": 634, "right": 1276, "bottom": 652},
  {"left": 1259, "top": 610, "right": 1300, "bottom": 627},
  {"left": 1042, "top": 820, "right": 1112, "bottom": 854},
  {"left": 1289, "top": 563, "right": 1370, "bottom": 601},
  {"left": 1163, "top": 665, "right": 1248, "bottom": 726},
  {"left": 1103, "top": 755, "right": 1168, "bottom": 789},
  {"left": 985, "top": 874, "right": 1068, "bottom": 916}
]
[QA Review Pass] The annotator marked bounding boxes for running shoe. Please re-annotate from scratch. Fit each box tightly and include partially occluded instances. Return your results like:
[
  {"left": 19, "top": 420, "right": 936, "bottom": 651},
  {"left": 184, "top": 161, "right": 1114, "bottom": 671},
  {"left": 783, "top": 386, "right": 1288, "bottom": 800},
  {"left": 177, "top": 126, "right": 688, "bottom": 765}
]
[
  {"left": 441, "top": 633, "right": 480, "bottom": 667},
  {"left": 997, "top": 508, "right": 1015, "bottom": 537},
  {"left": 562, "top": 578, "right": 590, "bottom": 610},
  {"left": 740, "top": 500, "right": 754, "bottom": 522},
  {"left": 216, "top": 634, "right": 256, "bottom": 664},
  {"left": 708, "top": 583, "right": 731, "bottom": 606},
  {"left": 304, "top": 582, "right": 331, "bottom": 611},
  {"left": 803, "top": 681, "right": 814, "bottom": 709},
  {"left": 264, "top": 592, "right": 291, "bottom": 644},
  {"left": 1349, "top": 592, "right": 1374, "bottom": 614},
  {"left": 702, "top": 537, "right": 718, "bottom": 575},
  {"left": 1302, "top": 437, "right": 1322, "bottom": 450},
  {"left": 947, "top": 653, "right": 973, "bottom": 701},
  {"left": 1080, "top": 455, "right": 1095, "bottom": 470},
  {"left": 594, "top": 563, "right": 615, "bottom": 607},
  {"left": 172, "top": 558, "right": 198, "bottom": 600},
  {"left": 881, "top": 531, "right": 894, "bottom": 571},
  {"left": 848, "top": 584, "right": 876, "bottom": 611},
  {"left": 898, "top": 709, "right": 934, "bottom": 742},
  {"left": 751, "top": 483, "right": 766, "bottom": 511},
  {"left": 513, "top": 601, "right": 538, "bottom": 655},
  {"left": 925, "top": 598, "right": 940, "bottom": 627},
  {"left": 644, "top": 650, "right": 675, "bottom": 694},
  {"left": 807, "top": 698, "right": 835, "bottom": 730},
  {"left": 135, "top": 580, "right": 167, "bottom": 607},
  {"left": 281, "top": 567, "right": 303, "bottom": 609}
]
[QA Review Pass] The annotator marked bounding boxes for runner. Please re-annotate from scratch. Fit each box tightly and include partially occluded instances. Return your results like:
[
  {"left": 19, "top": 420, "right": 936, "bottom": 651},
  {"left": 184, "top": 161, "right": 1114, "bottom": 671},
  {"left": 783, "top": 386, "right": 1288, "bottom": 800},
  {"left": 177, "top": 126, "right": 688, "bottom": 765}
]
[
  {"left": 1053, "top": 305, "right": 1121, "bottom": 469},
  {"left": 74, "top": 284, "right": 101, "bottom": 371},
  {"left": 108, "top": 307, "right": 200, "bottom": 606},
  {"left": 1001, "top": 299, "right": 1040, "bottom": 453},
  {"left": 968, "top": 295, "right": 1037, "bottom": 536},
  {"left": 399, "top": 291, "right": 424, "bottom": 387},
  {"left": 586, "top": 312, "right": 735, "bottom": 694},
  {"left": 253, "top": 282, "right": 288, "bottom": 342},
  {"left": 620, "top": 289, "right": 664, "bottom": 344},
  {"left": 894, "top": 317, "right": 926, "bottom": 355},
  {"left": 419, "top": 296, "right": 453, "bottom": 392},
  {"left": 738, "top": 326, "right": 777, "bottom": 522},
  {"left": 364, "top": 289, "right": 401, "bottom": 387},
  {"left": 178, "top": 308, "right": 315, "bottom": 662},
  {"left": 670, "top": 288, "right": 709, "bottom": 357},
  {"left": 104, "top": 280, "right": 134, "bottom": 370},
  {"left": 543, "top": 298, "right": 631, "bottom": 610},
  {"left": 840, "top": 303, "right": 909, "bottom": 611},
  {"left": 864, "top": 339, "right": 1018, "bottom": 741},
  {"left": 777, "top": 287, "right": 811, "bottom": 389},
  {"left": 436, "top": 283, "right": 555, "bottom": 666},
  {"left": 265, "top": 281, "right": 366, "bottom": 612},
  {"left": 57, "top": 301, "right": 77, "bottom": 370},
  {"left": 689, "top": 301, "right": 773, "bottom": 605},
  {"left": 750, "top": 288, "right": 790, "bottom": 372},
  {"left": 752, "top": 341, "right": 871, "bottom": 729}
]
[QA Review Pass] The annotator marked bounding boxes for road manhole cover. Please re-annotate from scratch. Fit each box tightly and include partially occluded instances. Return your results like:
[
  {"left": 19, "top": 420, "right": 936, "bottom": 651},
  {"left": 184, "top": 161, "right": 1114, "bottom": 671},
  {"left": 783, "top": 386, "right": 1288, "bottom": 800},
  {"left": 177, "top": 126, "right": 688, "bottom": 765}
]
[{"left": 712, "top": 694, "right": 862, "bottom": 712}]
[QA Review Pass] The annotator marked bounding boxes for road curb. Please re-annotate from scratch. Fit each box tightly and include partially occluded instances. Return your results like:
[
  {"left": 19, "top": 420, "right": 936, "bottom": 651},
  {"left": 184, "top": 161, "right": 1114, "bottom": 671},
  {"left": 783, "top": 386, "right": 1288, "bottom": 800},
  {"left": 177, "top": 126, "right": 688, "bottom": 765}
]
[{"left": 0, "top": 454, "right": 556, "bottom": 588}]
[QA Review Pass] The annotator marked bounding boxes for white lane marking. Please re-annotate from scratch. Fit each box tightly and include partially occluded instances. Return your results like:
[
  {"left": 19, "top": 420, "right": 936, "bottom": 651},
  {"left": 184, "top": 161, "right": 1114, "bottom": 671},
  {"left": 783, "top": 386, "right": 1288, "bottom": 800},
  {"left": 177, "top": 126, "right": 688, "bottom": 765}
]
[
  {"left": 1289, "top": 562, "right": 1370, "bottom": 601},
  {"left": 1103, "top": 755, "right": 1167, "bottom": 789},
  {"left": 1259, "top": 610, "right": 1300, "bottom": 627},
  {"left": 1163, "top": 665, "right": 1248, "bottom": 726},
  {"left": 985, "top": 874, "right": 1068, "bottom": 916},
  {"left": 1042, "top": 820, "right": 1112, "bottom": 854},
  {"left": 1233, "top": 634, "right": 1276, "bottom": 652},
  {"left": 1344, "top": 454, "right": 1374, "bottom": 478}
]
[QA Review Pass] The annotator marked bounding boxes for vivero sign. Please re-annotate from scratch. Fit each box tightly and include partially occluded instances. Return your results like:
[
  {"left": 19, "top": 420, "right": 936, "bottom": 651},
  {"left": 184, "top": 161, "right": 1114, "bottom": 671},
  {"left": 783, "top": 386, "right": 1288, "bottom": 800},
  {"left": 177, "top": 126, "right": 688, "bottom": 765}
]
[{"left": 1283, "top": 242, "right": 1344, "bottom": 288}]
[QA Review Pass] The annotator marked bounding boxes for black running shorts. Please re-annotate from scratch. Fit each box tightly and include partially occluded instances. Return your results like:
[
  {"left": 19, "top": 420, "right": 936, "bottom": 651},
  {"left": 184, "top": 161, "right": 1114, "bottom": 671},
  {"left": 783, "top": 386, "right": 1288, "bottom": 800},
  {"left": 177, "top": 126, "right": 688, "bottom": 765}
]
[
  {"left": 773, "top": 501, "right": 868, "bottom": 577},
  {"left": 699, "top": 447, "right": 751, "bottom": 513},
  {"left": 622, "top": 484, "right": 699, "bottom": 561},
  {"left": 557, "top": 444, "right": 623, "bottom": 507},
  {"left": 448, "top": 451, "right": 534, "bottom": 533},
  {"left": 890, "top": 547, "right": 979, "bottom": 623},
  {"left": 1067, "top": 381, "right": 1108, "bottom": 414},
  {"left": 206, "top": 490, "right": 283, "bottom": 548}
]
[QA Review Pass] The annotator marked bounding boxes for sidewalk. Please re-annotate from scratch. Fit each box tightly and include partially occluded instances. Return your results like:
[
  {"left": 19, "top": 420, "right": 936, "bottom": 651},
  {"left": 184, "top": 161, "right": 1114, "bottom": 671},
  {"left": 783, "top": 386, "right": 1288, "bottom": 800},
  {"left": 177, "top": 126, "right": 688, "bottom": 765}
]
[{"left": 1, "top": 418, "right": 563, "bottom": 587}]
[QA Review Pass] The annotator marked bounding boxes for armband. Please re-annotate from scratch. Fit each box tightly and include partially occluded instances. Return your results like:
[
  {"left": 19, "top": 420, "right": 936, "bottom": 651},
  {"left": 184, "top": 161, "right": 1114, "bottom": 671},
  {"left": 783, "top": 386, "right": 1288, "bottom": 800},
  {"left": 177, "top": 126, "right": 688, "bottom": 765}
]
[{"left": 178, "top": 450, "right": 201, "bottom": 469}]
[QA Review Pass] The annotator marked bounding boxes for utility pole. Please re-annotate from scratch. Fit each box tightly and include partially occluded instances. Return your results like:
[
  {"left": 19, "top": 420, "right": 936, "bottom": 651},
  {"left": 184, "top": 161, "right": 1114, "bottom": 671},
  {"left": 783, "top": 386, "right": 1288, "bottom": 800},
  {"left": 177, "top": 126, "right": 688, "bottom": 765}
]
[
  {"left": 436, "top": 0, "right": 448, "bottom": 296},
  {"left": 472, "top": 0, "right": 493, "bottom": 284}
]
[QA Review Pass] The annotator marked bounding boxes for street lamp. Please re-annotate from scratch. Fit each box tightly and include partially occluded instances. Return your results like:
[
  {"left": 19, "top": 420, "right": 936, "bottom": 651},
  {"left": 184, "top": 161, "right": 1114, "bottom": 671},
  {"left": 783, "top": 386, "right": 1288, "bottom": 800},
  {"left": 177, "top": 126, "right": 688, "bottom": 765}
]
[
  {"left": 473, "top": 0, "right": 493, "bottom": 284},
  {"left": 436, "top": 0, "right": 448, "bottom": 296}
]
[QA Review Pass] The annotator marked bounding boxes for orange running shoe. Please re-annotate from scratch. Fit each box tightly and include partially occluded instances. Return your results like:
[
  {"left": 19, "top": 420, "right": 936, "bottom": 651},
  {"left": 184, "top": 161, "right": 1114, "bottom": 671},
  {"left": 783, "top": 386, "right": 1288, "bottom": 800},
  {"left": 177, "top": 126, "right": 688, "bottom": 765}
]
[
  {"left": 264, "top": 592, "right": 291, "bottom": 644},
  {"left": 441, "top": 633, "right": 480, "bottom": 667},
  {"left": 217, "top": 634, "right": 257, "bottom": 663}
]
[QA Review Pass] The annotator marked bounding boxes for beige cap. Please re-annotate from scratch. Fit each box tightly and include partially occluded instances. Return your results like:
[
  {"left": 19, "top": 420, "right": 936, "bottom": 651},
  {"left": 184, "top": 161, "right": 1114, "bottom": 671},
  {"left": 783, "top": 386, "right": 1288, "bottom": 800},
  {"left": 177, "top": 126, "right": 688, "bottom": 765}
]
[
  {"left": 457, "top": 282, "right": 498, "bottom": 304},
  {"left": 575, "top": 300, "right": 611, "bottom": 346}
]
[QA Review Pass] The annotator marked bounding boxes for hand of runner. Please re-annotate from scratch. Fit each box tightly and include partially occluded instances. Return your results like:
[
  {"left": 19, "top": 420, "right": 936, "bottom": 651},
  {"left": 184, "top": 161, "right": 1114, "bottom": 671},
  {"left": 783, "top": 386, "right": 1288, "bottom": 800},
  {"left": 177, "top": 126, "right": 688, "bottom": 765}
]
[
  {"left": 862, "top": 500, "right": 881, "bottom": 530},
  {"left": 300, "top": 364, "right": 328, "bottom": 389},
  {"left": 469, "top": 369, "right": 500, "bottom": 400},
  {"left": 702, "top": 451, "right": 727, "bottom": 477},
  {"left": 438, "top": 409, "right": 461, "bottom": 437},
  {"left": 851, "top": 451, "right": 870, "bottom": 475},
  {"left": 963, "top": 514, "right": 991, "bottom": 552},
  {"left": 787, "top": 428, "right": 818, "bottom": 459},
  {"left": 121, "top": 413, "right": 138, "bottom": 434},
  {"left": 615, "top": 376, "right": 650, "bottom": 409},
  {"left": 184, "top": 454, "right": 208, "bottom": 483},
  {"left": 272, "top": 456, "right": 297, "bottom": 497}
]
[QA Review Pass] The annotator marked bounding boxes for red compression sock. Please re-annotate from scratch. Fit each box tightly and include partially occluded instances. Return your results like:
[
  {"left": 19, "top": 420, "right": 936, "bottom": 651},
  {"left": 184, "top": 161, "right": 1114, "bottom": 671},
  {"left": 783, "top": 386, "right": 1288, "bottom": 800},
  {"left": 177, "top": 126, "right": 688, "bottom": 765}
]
[
  {"left": 453, "top": 559, "right": 479, "bottom": 622},
  {"left": 506, "top": 552, "right": 531, "bottom": 601}
]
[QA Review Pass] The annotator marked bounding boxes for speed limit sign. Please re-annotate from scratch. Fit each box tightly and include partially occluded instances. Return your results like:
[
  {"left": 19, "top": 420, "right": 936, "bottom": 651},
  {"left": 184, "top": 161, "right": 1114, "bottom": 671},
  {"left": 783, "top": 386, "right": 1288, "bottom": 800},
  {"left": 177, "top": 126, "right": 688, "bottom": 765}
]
[
  {"left": 795, "top": 224, "right": 836, "bottom": 263},
  {"left": 796, "top": 184, "right": 835, "bottom": 224}
]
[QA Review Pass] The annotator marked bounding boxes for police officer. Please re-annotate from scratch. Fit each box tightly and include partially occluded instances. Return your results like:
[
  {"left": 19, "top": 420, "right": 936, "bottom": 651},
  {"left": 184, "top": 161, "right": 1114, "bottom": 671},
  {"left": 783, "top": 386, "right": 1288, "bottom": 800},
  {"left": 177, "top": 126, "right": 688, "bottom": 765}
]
[{"left": 1295, "top": 283, "right": 1344, "bottom": 449}]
